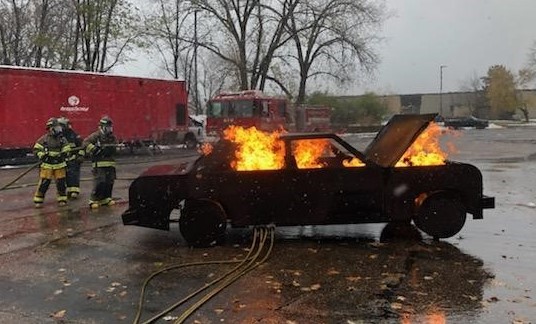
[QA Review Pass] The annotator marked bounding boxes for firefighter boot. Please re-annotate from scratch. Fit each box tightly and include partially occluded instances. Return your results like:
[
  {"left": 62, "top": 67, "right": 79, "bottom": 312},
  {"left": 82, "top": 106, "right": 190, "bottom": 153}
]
[
  {"left": 34, "top": 193, "right": 45, "bottom": 209},
  {"left": 102, "top": 198, "right": 115, "bottom": 206}
]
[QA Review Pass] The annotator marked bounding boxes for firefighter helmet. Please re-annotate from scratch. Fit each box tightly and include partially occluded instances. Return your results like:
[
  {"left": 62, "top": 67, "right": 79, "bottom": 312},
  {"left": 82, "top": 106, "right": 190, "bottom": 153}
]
[
  {"left": 99, "top": 116, "right": 113, "bottom": 135},
  {"left": 99, "top": 116, "right": 113, "bottom": 126},
  {"left": 46, "top": 117, "right": 58, "bottom": 129},
  {"left": 46, "top": 117, "right": 63, "bottom": 136},
  {"left": 58, "top": 116, "right": 70, "bottom": 126}
]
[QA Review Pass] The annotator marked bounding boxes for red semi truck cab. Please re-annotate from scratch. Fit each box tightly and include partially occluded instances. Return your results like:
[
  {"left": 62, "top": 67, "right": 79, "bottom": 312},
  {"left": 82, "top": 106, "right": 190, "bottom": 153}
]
[{"left": 0, "top": 66, "right": 203, "bottom": 157}]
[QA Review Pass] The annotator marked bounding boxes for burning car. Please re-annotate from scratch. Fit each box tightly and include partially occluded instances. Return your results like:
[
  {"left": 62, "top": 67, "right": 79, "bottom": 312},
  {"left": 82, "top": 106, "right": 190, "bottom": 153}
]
[{"left": 122, "top": 114, "right": 494, "bottom": 246}]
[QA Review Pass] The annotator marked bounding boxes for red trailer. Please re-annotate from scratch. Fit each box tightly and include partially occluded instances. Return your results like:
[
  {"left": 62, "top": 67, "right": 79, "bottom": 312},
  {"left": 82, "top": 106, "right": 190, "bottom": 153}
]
[{"left": 0, "top": 66, "right": 201, "bottom": 157}]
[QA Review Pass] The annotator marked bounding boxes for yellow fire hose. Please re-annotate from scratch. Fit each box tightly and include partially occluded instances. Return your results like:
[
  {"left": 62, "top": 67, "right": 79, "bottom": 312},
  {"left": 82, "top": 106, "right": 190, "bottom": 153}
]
[
  {"left": 0, "top": 162, "right": 41, "bottom": 191},
  {"left": 134, "top": 226, "right": 275, "bottom": 324}
]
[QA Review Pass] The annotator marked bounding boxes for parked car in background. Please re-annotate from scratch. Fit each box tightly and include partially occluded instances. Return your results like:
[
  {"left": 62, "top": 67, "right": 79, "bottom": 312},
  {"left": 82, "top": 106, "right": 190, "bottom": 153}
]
[{"left": 444, "top": 116, "right": 489, "bottom": 129}]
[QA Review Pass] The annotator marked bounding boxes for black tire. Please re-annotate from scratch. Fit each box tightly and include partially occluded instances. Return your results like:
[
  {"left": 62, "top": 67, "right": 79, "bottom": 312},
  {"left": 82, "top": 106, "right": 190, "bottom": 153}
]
[
  {"left": 179, "top": 199, "right": 227, "bottom": 247},
  {"left": 413, "top": 193, "right": 466, "bottom": 239},
  {"left": 380, "top": 221, "right": 422, "bottom": 243},
  {"left": 184, "top": 134, "right": 198, "bottom": 149}
]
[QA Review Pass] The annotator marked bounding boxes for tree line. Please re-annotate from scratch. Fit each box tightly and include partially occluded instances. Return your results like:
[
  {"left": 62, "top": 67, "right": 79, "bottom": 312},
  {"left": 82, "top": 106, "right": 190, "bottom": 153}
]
[
  {"left": 0, "top": 0, "right": 387, "bottom": 109},
  {"left": 461, "top": 63, "right": 536, "bottom": 121}
]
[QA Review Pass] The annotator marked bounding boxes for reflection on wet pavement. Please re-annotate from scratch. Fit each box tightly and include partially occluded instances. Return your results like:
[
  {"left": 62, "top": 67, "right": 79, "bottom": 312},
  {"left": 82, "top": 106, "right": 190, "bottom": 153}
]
[{"left": 0, "top": 127, "right": 535, "bottom": 322}]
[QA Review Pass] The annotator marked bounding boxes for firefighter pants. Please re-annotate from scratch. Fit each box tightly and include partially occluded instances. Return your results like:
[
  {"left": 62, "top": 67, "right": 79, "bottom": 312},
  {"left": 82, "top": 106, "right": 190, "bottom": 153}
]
[
  {"left": 33, "top": 168, "right": 67, "bottom": 204},
  {"left": 90, "top": 167, "right": 116, "bottom": 205},
  {"left": 66, "top": 160, "right": 81, "bottom": 196}
]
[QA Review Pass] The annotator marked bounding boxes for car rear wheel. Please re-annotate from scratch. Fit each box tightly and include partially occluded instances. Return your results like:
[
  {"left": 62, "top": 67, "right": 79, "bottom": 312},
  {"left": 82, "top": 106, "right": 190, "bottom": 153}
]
[
  {"left": 380, "top": 221, "right": 422, "bottom": 243},
  {"left": 179, "top": 199, "right": 227, "bottom": 247},
  {"left": 184, "top": 133, "right": 198, "bottom": 149},
  {"left": 413, "top": 192, "right": 466, "bottom": 239}
]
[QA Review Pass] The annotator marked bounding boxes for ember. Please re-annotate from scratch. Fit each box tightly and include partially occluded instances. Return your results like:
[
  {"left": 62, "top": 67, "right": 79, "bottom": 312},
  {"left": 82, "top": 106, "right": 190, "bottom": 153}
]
[{"left": 199, "top": 143, "right": 213, "bottom": 155}]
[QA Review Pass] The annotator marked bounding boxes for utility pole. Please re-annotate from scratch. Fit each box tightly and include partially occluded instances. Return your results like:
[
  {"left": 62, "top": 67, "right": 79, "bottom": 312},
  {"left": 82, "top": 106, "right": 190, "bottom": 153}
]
[
  {"left": 439, "top": 65, "right": 447, "bottom": 117},
  {"left": 194, "top": 9, "right": 199, "bottom": 115}
]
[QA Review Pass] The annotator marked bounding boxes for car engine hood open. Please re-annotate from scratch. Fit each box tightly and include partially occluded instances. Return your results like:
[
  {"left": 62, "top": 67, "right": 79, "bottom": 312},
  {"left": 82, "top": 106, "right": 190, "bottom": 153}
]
[{"left": 364, "top": 113, "right": 437, "bottom": 167}]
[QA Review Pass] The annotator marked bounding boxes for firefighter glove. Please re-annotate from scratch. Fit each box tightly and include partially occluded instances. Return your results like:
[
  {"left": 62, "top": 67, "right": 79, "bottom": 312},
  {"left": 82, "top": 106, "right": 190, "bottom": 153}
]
[
  {"left": 37, "top": 149, "right": 49, "bottom": 161},
  {"left": 93, "top": 146, "right": 103, "bottom": 157},
  {"left": 76, "top": 150, "right": 85, "bottom": 163}
]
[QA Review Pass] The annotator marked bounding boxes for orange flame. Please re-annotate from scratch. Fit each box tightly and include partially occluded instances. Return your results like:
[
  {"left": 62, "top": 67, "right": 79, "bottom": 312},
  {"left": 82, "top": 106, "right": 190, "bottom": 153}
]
[
  {"left": 293, "top": 139, "right": 329, "bottom": 169},
  {"left": 206, "top": 123, "right": 450, "bottom": 171},
  {"left": 199, "top": 143, "right": 213, "bottom": 155},
  {"left": 223, "top": 125, "right": 285, "bottom": 171},
  {"left": 395, "top": 122, "right": 447, "bottom": 167},
  {"left": 343, "top": 158, "right": 366, "bottom": 167}
]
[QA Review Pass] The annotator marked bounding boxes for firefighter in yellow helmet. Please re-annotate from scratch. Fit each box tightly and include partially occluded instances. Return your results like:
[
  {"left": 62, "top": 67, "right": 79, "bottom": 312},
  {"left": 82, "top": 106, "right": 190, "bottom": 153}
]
[
  {"left": 82, "top": 116, "right": 117, "bottom": 209},
  {"left": 33, "top": 117, "right": 71, "bottom": 208}
]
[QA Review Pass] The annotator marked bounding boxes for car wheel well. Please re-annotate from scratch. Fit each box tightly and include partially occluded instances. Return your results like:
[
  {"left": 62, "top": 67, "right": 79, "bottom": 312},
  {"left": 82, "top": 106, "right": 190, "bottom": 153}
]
[
  {"left": 413, "top": 190, "right": 467, "bottom": 239},
  {"left": 179, "top": 198, "right": 227, "bottom": 247},
  {"left": 184, "top": 132, "right": 198, "bottom": 149}
]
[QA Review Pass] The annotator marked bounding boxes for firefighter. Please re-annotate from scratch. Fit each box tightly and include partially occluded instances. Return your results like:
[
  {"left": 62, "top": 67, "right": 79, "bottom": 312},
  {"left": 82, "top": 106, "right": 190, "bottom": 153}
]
[
  {"left": 58, "top": 117, "right": 84, "bottom": 199},
  {"left": 83, "top": 116, "right": 117, "bottom": 209},
  {"left": 33, "top": 117, "right": 71, "bottom": 208}
]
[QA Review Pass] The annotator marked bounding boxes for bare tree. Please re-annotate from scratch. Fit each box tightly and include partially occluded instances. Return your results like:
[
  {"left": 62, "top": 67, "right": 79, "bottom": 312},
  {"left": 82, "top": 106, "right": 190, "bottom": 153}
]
[
  {"left": 285, "top": 0, "right": 385, "bottom": 104},
  {"left": 516, "top": 68, "right": 536, "bottom": 122},
  {"left": 144, "top": 0, "right": 208, "bottom": 112},
  {"left": 0, "top": 0, "right": 32, "bottom": 65},
  {"left": 528, "top": 40, "right": 536, "bottom": 72},
  {"left": 459, "top": 71, "right": 486, "bottom": 116},
  {"left": 191, "top": 0, "right": 299, "bottom": 91},
  {"left": 74, "top": 0, "right": 142, "bottom": 72},
  {"left": 0, "top": 0, "right": 143, "bottom": 71},
  {"left": 142, "top": 0, "right": 385, "bottom": 104},
  {"left": 144, "top": 0, "right": 191, "bottom": 79},
  {"left": 192, "top": 0, "right": 260, "bottom": 90},
  {"left": 251, "top": 0, "right": 299, "bottom": 90},
  {"left": 26, "top": 0, "right": 80, "bottom": 68}
]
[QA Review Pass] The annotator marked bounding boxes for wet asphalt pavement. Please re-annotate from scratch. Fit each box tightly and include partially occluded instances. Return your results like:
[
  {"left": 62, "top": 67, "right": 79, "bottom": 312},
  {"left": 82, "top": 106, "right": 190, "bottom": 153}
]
[{"left": 0, "top": 126, "right": 535, "bottom": 324}]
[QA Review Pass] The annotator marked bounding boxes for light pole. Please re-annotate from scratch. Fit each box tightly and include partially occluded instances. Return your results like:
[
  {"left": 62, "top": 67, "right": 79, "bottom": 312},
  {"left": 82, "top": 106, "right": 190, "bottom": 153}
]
[
  {"left": 439, "top": 65, "right": 447, "bottom": 117},
  {"left": 194, "top": 9, "right": 199, "bottom": 115}
]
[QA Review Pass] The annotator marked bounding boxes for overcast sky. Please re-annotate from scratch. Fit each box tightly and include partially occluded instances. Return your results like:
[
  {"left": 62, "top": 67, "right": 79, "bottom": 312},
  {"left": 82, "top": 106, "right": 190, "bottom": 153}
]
[
  {"left": 356, "top": 0, "right": 536, "bottom": 95},
  {"left": 116, "top": 0, "right": 536, "bottom": 96}
]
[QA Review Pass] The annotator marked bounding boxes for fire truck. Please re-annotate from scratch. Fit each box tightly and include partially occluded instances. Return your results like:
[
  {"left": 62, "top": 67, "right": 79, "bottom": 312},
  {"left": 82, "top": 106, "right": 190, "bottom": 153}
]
[
  {"left": 205, "top": 90, "right": 290, "bottom": 136},
  {"left": 205, "top": 90, "right": 334, "bottom": 136},
  {"left": 0, "top": 66, "right": 204, "bottom": 158},
  {"left": 295, "top": 105, "right": 333, "bottom": 132}
]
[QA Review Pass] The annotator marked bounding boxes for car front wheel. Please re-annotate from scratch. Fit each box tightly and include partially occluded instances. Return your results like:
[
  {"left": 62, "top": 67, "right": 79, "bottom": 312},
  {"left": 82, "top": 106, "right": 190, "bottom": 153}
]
[{"left": 413, "top": 192, "right": 466, "bottom": 239}]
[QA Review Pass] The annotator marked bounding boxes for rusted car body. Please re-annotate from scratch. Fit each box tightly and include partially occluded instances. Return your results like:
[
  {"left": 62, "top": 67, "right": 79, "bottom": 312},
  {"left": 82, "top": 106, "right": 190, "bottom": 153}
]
[{"left": 122, "top": 114, "right": 495, "bottom": 246}]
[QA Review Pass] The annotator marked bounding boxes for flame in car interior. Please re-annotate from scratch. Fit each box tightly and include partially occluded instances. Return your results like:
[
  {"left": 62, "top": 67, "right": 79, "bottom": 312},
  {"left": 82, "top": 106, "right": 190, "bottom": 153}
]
[
  {"left": 203, "top": 123, "right": 449, "bottom": 171},
  {"left": 223, "top": 125, "right": 286, "bottom": 171},
  {"left": 292, "top": 139, "right": 331, "bottom": 169}
]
